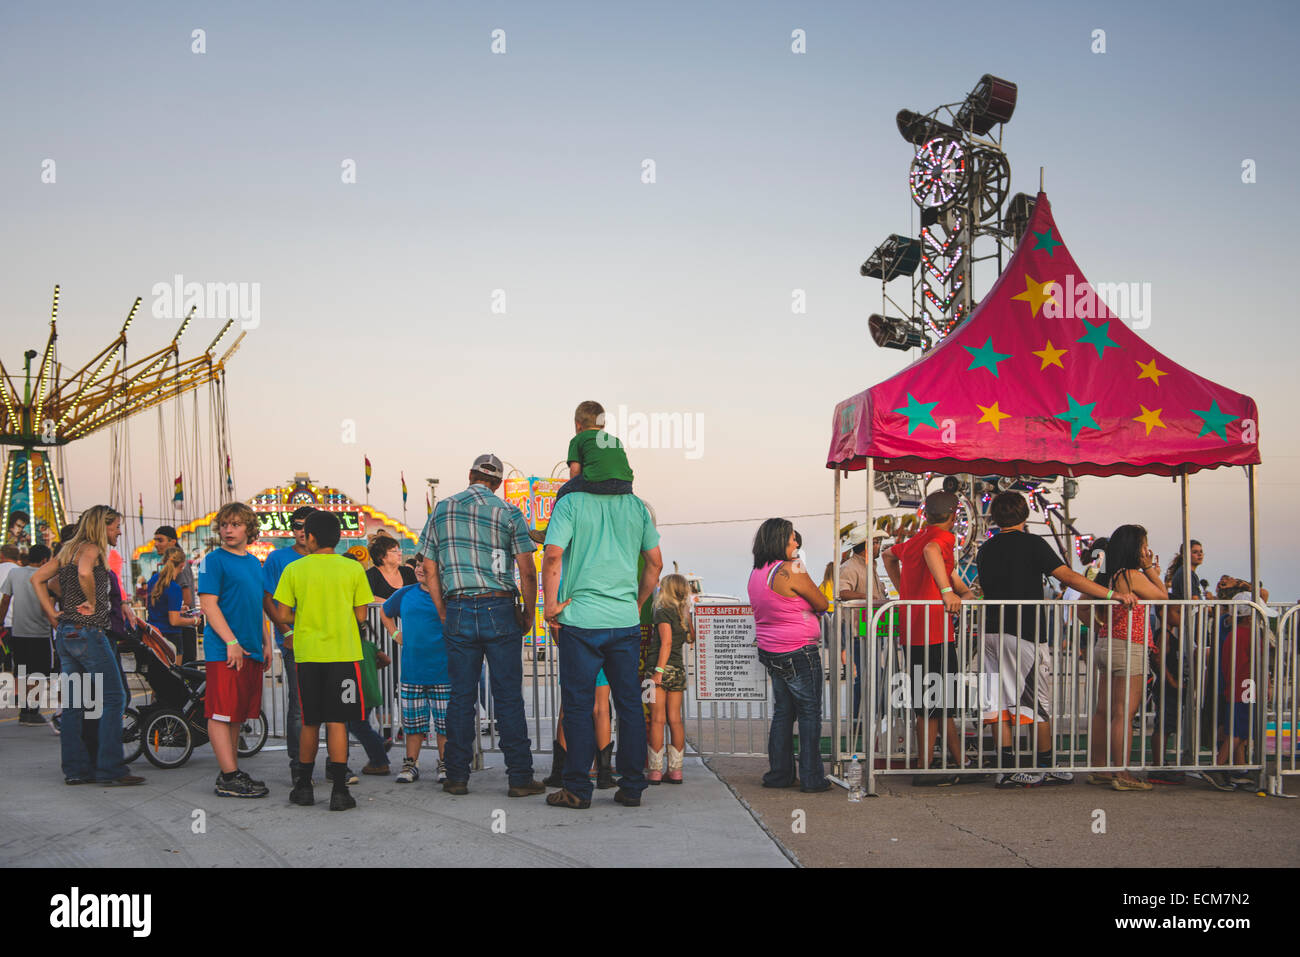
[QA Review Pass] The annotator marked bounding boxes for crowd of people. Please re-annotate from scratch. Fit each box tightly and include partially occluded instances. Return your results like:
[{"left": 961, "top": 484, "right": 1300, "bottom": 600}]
[
  {"left": 751, "top": 490, "right": 1276, "bottom": 794},
  {"left": 0, "top": 400, "right": 1279, "bottom": 805}
]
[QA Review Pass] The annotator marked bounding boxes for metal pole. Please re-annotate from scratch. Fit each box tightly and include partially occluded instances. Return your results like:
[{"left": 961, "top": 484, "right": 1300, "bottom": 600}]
[
  {"left": 829, "top": 468, "right": 842, "bottom": 772},
  {"left": 864, "top": 458, "right": 875, "bottom": 766},
  {"left": 1248, "top": 465, "right": 1259, "bottom": 603},
  {"left": 1180, "top": 472, "right": 1192, "bottom": 606}
]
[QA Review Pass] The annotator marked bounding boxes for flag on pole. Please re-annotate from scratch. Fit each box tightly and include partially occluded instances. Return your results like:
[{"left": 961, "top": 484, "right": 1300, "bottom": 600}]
[
  {"left": 173, "top": 473, "right": 184, "bottom": 509},
  {"left": 426, "top": 491, "right": 432, "bottom": 517},
  {"left": 401, "top": 471, "right": 408, "bottom": 507},
  {"left": 138, "top": 493, "right": 144, "bottom": 533},
  {"left": 225, "top": 454, "right": 233, "bottom": 494},
  {"left": 364, "top": 455, "right": 372, "bottom": 492}
]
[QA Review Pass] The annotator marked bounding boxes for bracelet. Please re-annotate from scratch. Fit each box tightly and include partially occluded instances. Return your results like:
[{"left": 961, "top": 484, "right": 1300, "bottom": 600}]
[
  {"left": 283, "top": 628, "right": 293, "bottom": 637},
  {"left": 654, "top": 666, "right": 665, "bottom": 673},
  {"left": 1106, "top": 589, "right": 1115, "bottom": 599},
  {"left": 224, "top": 638, "right": 238, "bottom": 646},
  {"left": 940, "top": 587, "right": 953, "bottom": 594},
  {"left": 1141, "top": 565, "right": 1153, "bottom": 571}
]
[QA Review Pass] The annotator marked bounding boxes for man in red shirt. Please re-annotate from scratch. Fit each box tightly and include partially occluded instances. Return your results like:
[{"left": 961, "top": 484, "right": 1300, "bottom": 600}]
[{"left": 882, "top": 491, "right": 975, "bottom": 786}]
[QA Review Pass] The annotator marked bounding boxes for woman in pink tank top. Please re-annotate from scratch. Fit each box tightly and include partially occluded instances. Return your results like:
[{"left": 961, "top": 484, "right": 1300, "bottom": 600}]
[{"left": 747, "top": 519, "right": 831, "bottom": 792}]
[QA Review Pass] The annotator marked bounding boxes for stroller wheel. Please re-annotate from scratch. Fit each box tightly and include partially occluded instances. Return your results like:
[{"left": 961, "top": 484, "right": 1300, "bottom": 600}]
[
  {"left": 142, "top": 708, "right": 195, "bottom": 769},
  {"left": 122, "top": 706, "right": 145, "bottom": 763},
  {"left": 236, "top": 713, "right": 268, "bottom": 757}
]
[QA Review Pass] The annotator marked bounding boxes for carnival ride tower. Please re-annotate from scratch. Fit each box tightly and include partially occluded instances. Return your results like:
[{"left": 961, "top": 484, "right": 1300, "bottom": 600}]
[{"left": 0, "top": 286, "right": 244, "bottom": 548}]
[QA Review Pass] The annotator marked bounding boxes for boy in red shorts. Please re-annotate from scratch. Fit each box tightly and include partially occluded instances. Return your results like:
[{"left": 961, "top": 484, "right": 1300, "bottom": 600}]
[
  {"left": 272, "top": 511, "right": 374, "bottom": 811},
  {"left": 882, "top": 490, "right": 976, "bottom": 786},
  {"left": 198, "top": 502, "right": 272, "bottom": 798}
]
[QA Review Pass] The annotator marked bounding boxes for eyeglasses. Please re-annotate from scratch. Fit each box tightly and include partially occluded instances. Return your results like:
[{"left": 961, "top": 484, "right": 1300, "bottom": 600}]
[{"left": 291, "top": 522, "right": 306, "bottom": 530}]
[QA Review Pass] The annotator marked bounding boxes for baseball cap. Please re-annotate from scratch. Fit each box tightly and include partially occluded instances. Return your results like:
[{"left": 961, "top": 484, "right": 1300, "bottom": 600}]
[{"left": 472, "top": 453, "right": 504, "bottom": 479}]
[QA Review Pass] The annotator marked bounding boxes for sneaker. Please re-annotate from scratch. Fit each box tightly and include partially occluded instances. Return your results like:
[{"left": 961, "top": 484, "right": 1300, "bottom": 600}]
[
  {"left": 1228, "top": 772, "right": 1256, "bottom": 788},
  {"left": 1042, "top": 770, "right": 1075, "bottom": 786},
  {"left": 45, "top": 713, "right": 61, "bottom": 735},
  {"left": 912, "top": 774, "right": 958, "bottom": 787},
  {"left": 1111, "top": 774, "right": 1154, "bottom": 791},
  {"left": 1200, "top": 771, "right": 1235, "bottom": 792},
  {"left": 329, "top": 788, "right": 357, "bottom": 811},
  {"left": 1147, "top": 770, "right": 1186, "bottom": 785},
  {"left": 396, "top": 758, "right": 419, "bottom": 783},
  {"left": 235, "top": 769, "right": 266, "bottom": 789},
  {"left": 215, "top": 772, "right": 270, "bottom": 798},
  {"left": 800, "top": 779, "right": 833, "bottom": 793},
  {"left": 64, "top": 776, "right": 92, "bottom": 786},
  {"left": 345, "top": 767, "right": 360, "bottom": 785},
  {"left": 19, "top": 710, "right": 45, "bottom": 727},
  {"left": 436, "top": 759, "right": 447, "bottom": 784},
  {"left": 995, "top": 771, "right": 1045, "bottom": 789},
  {"left": 362, "top": 763, "right": 390, "bottom": 776},
  {"left": 289, "top": 776, "right": 315, "bottom": 806},
  {"left": 507, "top": 778, "right": 547, "bottom": 797}
]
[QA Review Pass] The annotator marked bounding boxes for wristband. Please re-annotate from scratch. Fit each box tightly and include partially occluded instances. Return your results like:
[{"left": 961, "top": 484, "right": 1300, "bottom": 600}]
[
  {"left": 283, "top": 628, "right": 294, "bottom": 638},
  {"left": 654, "top": 666, "right": 665, "bottom": 673},
  {"left": 224, "top": 638, "right": 238, "bottom": 647},
  {"left": 940, "top": 587, "right": 953, "bottom": 594},
  {"left": 1106, "top": 589, "right": 1115, "bottom": 599}
]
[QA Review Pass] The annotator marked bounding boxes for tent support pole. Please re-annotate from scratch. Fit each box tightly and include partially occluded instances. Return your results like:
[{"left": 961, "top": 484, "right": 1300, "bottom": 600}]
[
  {"left": 1248, "top": 465, "right": 1259, "bottom": 601},
  {"left": 863, "top": 457, "right": 874, "bottom": 773},
  {"left": 1180, "top": 471, "right": 1192, "bottom": 604},
  {"left": 830, "top": 467, "right": 842, "bottom": 773}
]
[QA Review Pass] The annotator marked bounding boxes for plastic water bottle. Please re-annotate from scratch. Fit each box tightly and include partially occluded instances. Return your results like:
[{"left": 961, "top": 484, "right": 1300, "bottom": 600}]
[{"left": 846, "top": 754, "right": 864, "bottom": 803}]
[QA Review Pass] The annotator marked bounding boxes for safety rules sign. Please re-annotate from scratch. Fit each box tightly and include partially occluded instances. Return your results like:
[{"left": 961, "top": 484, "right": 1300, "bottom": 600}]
[{"left": 691, "top": 604, "right": 766, "bottom": 701}]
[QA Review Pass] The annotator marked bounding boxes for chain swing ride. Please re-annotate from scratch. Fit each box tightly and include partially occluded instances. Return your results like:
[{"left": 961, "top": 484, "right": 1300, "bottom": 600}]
[{"left": 0, "top": 286, "right": 243, "bottom": 564}]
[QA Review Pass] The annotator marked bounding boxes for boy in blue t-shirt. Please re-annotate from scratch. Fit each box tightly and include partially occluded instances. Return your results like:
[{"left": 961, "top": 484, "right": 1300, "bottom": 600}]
[
  {"left": 384, "top": 561, "right": 450, "bottom": 784},
  {"left": 197, "top": 503, "right": 272, "bottom": 799}
]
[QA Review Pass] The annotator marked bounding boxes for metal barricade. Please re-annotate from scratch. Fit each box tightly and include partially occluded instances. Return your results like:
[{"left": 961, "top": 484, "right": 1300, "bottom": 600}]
[
  {"left": 833, "top": 597, "right": 1280, "bottom": 796},
  {"left": 1270, "top": 604, "right": 1299, "bottom": 795}
]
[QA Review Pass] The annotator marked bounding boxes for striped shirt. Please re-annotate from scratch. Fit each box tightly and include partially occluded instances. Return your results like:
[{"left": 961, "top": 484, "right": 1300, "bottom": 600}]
[{"left": 416, "top": 483, "right": 535, "bottom": 598}]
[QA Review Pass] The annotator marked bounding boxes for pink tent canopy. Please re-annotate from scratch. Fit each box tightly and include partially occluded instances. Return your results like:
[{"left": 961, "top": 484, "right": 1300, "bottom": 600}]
[{"left": 827, "top": 192, "right": 1261, "bottom": 477}]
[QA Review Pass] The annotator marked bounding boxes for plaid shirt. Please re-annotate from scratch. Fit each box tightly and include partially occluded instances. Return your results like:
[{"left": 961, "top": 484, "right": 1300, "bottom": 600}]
[{"left": 416, "top": 483, "right": 535, "bottom": 598}]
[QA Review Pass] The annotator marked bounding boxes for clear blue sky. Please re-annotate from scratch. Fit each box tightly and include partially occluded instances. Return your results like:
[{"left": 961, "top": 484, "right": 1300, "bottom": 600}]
[{"left": 2, "top": 0, "right": 1297, "bottom": 597}]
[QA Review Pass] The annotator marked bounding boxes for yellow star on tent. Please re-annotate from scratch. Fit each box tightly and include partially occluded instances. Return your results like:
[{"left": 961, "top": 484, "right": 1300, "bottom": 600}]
[
  {"left": 1136, "top": 357, "right": 1167, "bottom": 385},
  {"left": 1133, "top": 405, "right": 1166, "bottom": 436},
  {"left": 1033, "top": 340, "right": 1068, "bottom": 370},
  {"left": 1011, "top": 273, "right": 1059, "bottom": 318},
  {"left": 976, "top": 401, "right": 1011, "bottom": 432}
]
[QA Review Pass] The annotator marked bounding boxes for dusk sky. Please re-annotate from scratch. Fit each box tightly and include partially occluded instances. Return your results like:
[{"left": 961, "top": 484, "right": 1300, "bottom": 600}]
[{"left": 2, "top": 0, "right": 1297, "bottom": 598}]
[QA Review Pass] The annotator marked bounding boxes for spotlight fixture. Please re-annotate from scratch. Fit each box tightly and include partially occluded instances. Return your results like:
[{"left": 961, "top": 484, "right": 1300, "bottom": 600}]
[
  {"left": 955, "top": 74, "right": 1018, "bottom": 135},
  {"left": 860, "top": 234, "right": 922, "bottom": 281},
  {"left": 869, "top": 313, "right": 928, "bottom": 352},
  {"left": 1004, "top": 192, "right": 1037, "bottom": 243},
  {"left": 941, "top": 476, "right": 961, "bottom": 495}
]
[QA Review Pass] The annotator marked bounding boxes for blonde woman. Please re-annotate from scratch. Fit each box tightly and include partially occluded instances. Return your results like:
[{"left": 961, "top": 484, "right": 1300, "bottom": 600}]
[
  {"left": 147, "top": 547, "right": 200, "bottom": 652},
  {"left": 648, "top": 574, "right": 694, "bottom": 783},
  {"left": 32, "top": 505, "right": 143, "bottom": 786}
]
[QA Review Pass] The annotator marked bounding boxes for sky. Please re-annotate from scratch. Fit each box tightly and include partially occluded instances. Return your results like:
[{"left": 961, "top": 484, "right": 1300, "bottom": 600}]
[{"left": 2, "top": 0, "right": 1298, "bottom": 598}]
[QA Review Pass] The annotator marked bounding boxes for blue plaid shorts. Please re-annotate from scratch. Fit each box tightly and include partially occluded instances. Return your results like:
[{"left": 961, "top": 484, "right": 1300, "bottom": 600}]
[{"left": 400, "top": 682, "right": 451, "bottom": 737}]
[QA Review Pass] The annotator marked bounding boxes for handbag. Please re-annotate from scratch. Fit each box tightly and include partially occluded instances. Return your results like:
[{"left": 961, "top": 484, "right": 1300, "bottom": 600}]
[{"left": 359, "top": 639, "right": 382, "bottom": 708}]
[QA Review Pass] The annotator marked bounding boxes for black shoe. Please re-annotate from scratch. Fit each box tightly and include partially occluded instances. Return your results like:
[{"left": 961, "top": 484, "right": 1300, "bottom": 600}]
[
  {"left": 761, "top": 778, "right": 801, "bottom": 789},
  {"left": 612, "top": 787, "right": 641, "bottom": 807},
  {"left": 508, "top": 778, "right": 547, "bottom": 797},
  {"left": 289, "top": 768, "right": 315, "bottom": 806},
  {"left": 443, "top": 779, "right": 469, "bottom": 795},
  {"left": 64, "top": 776, "right": 92, "bottom": 786},
  {"left": 800, "top": 779, "right": 833, "bottom": 793},
  {"left": 235, "top": 769, "right": 267, "bottom": 789},
  {"left": 215, "top": 772, "right": 270, "bottom": 798},
  {"left": 595, "top": 742, "right": 617, "bottom": 790},
  {"left": 327, "top": 762, "right": 356, "bottom": 811},
  {"left": 100, "top": 775, "right": 146, "bottom": 787},
  {"left": 542, "top": 740, "right": 566, "bottom": 787}
]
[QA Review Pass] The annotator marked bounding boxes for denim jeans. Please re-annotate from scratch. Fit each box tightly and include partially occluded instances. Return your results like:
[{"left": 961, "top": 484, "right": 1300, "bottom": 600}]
[
  {"left": 443, "top": 596, "right": 533, "bottom": 786},
  {"left": 348, "top": 706, "right": 389, "bottom": 766},
  {"left": 758, "top": 643, "right": 827, "bottom": 788},
  {"left": 55, "top": 623, "right": 128, "bottom": 782},
  {"left": 282, "top": 645, "right": 304, "bottom": 770},
  {"left": 556, "top": 624, "right": 646, "bottom": 800}
]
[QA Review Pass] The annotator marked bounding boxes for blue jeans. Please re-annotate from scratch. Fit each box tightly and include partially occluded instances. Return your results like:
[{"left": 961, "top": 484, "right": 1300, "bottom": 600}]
[
  {"left": 556, "top": 624, "right": 646, "bottom": 801},
  {"left": 443, "top": 596, "right": 533, "bottom": 786},
  {"left": 758, "top": 644, "right": 827, "bottom": 788},
  {"left": 55, "top": 623, "right": 128, "bottom": 782},
  {"left": 282, "top": 645, "right": 304, "bottom": 770},
  {"left": 348, "top": 706, "right": 389, "bottom": 766}
]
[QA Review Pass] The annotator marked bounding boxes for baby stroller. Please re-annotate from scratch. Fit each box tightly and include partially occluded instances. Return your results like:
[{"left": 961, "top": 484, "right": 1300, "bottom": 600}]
[{"left": 120, "top": 620, "right": 267, "bottom": 769}]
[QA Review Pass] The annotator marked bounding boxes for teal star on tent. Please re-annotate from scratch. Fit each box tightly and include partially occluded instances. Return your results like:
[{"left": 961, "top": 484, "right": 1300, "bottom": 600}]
[
  {"left": 839, "top": 404, "right": 856, "bottom": 435},
  {"left": 963, "top": 337, "right": 1012, "bottom": 377},
  {"left": 1054, "top": 393, "right": 1100, "bottom": 441},
  {"left": 892, "top": 393, "right": 939, "bottom": 435},
  {"left": 1032, "top": 227, "right": 1062, "bottom": 257},
  {"left": 1076, "top": 319, "right": 1119, "bottom": 359},
  {"left": 1192, "top": 399, "right": 1236, "bottom": 441}
]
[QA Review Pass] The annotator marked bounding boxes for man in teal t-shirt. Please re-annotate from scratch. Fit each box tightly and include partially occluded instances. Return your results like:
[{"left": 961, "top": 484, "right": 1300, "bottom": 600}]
[{"left": 541, "top": 491, "right": 662, "bottom": 809}]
